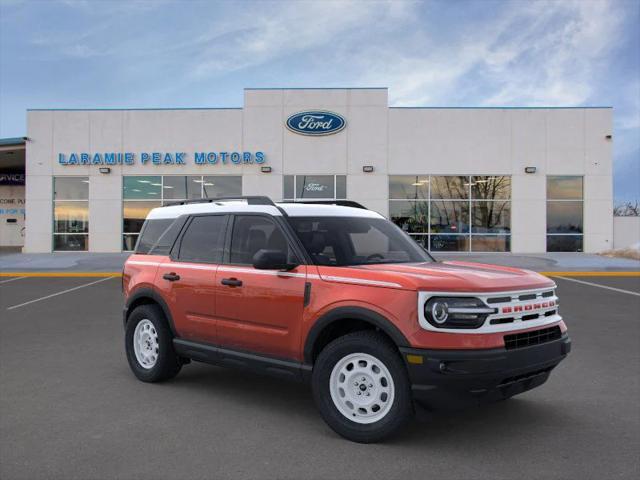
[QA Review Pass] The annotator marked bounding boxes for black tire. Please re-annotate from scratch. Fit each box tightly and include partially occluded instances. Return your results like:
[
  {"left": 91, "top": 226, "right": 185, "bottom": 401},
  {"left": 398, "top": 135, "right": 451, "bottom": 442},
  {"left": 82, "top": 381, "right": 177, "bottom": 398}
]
[
  {"left": 125, "top": 304, "right": 182, "bottom": 383},
  {"left": 311, "top": 331, "right": 413, "bottom": 443}
]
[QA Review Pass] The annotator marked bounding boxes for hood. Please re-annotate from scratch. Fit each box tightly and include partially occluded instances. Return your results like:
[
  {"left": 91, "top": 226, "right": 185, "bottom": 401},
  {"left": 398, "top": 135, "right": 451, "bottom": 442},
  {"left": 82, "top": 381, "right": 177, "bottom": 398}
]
[{"left": 322, "top": 260, "right": 555, "bottom": 292}]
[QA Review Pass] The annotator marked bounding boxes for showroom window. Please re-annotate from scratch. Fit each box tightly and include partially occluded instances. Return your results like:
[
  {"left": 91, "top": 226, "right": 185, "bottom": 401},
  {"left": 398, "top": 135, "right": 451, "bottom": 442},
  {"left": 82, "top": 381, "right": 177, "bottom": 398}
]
[
  {"left": 389, "top": 175, "right": 511, "bottom": 252},
  {"left": 53, "top": 176, "right": 89, "bottom": 251},
  {"left": 283, "top": 175, "right": 347, "bottom": 201},
  {"left": 122, "top": 175, "right": 241, "bottom": 251},
  {"left": 546, "top": 176, "right": 583, "bottom": 252}
]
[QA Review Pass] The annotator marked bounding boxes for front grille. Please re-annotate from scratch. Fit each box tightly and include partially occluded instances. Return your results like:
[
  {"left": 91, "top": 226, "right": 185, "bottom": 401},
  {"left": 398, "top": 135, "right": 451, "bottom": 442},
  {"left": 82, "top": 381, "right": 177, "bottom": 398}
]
[{"left": 504, "top": 326, "right": 562, "bottom": 350}]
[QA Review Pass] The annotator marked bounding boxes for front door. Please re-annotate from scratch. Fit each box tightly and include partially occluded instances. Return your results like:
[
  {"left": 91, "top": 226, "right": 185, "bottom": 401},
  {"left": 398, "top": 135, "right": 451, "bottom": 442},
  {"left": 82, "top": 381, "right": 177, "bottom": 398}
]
[
  {"left": 156, "top": 214, "right": 228, "bottom": 344},
  {"left": 215, "top": 214, "right": 306, "bottom": 360}
]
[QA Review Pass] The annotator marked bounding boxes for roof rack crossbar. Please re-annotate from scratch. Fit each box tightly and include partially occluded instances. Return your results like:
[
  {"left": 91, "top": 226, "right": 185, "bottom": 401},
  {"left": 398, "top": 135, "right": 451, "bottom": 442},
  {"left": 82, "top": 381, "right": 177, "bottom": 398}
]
[
  {"left": 291, "top": 200, "right": 368, "bottom": 210},
  {"left": 166, "top": 196, "right": 276, "bottom": 207}
]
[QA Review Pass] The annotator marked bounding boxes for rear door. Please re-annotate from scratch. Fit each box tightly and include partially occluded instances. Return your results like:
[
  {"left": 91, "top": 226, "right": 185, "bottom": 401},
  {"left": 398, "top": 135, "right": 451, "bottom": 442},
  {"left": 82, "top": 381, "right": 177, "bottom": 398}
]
[
  {"left": 155, "top": 214, "right": 228, "bottom": 344},
  {"left": 215, "top": 214, "right": 307, "bottom": 360}
]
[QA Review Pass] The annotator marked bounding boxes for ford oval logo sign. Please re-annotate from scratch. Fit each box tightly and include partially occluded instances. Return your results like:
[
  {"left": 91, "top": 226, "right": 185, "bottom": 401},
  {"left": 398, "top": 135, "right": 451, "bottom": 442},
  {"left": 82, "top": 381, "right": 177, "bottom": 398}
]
[{"left": 286, "top": 111, "right": 346, "bottom": 136}]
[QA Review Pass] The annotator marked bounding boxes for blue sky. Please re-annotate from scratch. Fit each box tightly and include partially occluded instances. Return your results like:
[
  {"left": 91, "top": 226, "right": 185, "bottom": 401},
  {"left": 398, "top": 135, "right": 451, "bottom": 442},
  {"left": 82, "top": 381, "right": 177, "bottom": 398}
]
[{"left": 0, "top": 0, "right": 638, "bottom": 203}]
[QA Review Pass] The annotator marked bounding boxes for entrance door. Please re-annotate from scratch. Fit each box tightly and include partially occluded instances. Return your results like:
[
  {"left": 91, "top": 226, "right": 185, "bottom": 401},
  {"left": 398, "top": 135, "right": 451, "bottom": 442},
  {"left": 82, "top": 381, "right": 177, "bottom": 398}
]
[{"left": 215, "top": 214, "right": 306, "bottom": 360}]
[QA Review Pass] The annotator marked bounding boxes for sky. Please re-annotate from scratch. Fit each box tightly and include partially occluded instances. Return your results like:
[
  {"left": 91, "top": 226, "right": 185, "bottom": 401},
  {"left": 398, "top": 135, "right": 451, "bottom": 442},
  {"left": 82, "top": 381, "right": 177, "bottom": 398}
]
[{"left": 0, "top": 0, "right": 638, "bottom": 203}]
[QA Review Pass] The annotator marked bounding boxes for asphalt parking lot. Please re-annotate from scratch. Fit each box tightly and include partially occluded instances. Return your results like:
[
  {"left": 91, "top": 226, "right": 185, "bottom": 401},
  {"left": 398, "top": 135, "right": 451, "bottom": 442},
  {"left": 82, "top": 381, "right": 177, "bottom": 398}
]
[{"left": 1, "top": 274, "right": 639, "bottom": 480}]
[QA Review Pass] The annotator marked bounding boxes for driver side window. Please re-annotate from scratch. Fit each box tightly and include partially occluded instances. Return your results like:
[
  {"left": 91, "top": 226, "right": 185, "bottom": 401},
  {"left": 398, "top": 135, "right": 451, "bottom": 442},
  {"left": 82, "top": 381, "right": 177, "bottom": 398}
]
[{"left": 229, "top": 215, "right": 295, "bottom": 265}]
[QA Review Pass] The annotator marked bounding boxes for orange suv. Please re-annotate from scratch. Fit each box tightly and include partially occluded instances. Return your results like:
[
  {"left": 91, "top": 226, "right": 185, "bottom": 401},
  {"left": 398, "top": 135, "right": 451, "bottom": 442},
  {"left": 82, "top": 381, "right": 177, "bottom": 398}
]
[{"left": 123, "top": 196, "right": 570, "bottom": 442}]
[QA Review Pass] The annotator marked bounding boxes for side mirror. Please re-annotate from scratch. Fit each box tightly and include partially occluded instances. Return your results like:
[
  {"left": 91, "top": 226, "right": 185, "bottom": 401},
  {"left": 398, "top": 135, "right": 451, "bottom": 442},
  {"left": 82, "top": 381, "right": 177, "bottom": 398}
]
[{"left": 252, "top": 249, "right": 297, "bottom": 270}]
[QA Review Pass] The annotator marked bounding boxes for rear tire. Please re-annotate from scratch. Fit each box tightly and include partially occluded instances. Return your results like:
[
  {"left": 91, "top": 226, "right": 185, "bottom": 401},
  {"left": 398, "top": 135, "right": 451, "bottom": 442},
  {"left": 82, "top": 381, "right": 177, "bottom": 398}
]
[
  {"left": 312, "top": 331, "right": 413, "bottom": 443},
  {"left": 125, "top": 304, "right": 182, "bottom": 383}
]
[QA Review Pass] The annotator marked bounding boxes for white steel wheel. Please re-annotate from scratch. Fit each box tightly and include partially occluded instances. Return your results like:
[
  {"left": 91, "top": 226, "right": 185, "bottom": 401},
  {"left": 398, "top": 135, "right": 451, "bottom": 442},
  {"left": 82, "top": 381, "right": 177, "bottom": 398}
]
[
  {"left": 329, "top": 352, "right": 395, "bottom": 424},
  {"left": 133, "top": 319, "right": 159, "bottom": 369}
]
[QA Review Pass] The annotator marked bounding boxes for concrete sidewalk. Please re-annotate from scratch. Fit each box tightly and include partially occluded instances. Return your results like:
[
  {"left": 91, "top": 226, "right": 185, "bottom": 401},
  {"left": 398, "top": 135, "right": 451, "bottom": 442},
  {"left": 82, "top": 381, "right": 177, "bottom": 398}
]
[{"left": 1, "top": 251, "right": 638, "bottom": 273}]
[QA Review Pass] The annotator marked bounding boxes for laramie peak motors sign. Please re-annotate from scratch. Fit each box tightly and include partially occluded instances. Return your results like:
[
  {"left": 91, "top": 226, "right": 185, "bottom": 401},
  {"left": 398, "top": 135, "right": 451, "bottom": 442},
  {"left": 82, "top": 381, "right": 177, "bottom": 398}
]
[{"left": 286, "top": 111, "right": 346, "bottom": 136}]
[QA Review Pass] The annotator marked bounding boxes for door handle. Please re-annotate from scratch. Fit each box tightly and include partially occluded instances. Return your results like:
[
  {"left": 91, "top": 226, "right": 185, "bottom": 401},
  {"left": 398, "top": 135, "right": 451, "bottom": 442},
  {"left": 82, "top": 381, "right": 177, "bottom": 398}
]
[
  {"left": 221, "top": 277, "right": 243, "bottom": 287},
  {"left": 162, "top": 272, "right": 181, "bottom": 282}
]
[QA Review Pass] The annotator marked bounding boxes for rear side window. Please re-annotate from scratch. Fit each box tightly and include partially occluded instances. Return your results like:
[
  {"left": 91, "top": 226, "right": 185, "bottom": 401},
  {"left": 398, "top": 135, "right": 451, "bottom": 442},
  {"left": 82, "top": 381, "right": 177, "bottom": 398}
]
[
  {"left": 136, "top": 219, "right": 173, "bottom": 254},
  {"left": 178, "top": 215, "right": 227, "bottom": 263}
]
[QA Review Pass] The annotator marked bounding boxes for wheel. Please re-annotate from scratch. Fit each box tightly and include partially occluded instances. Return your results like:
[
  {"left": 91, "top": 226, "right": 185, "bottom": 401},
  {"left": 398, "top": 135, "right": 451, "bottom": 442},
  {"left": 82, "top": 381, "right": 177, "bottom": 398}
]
[
  {"left": 125, "top": 304, "right": 182, "bottom": 383},
  {"left": 312, "top": 331, "right": 413, "bottom": 443}
]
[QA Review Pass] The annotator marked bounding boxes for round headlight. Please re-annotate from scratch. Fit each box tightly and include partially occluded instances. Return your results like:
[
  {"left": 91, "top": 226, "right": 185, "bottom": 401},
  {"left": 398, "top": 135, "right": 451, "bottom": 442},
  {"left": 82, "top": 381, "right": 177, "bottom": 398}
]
[
  {"left": 424, "top": 296, "right": 494, "bottom": 329},
  {"left": 430, "top": 301, "right": 449, "bottom": 324}
]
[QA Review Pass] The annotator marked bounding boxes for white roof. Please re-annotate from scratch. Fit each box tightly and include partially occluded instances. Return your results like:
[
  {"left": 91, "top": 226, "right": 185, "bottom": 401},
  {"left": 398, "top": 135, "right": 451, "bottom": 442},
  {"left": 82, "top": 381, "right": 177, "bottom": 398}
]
[{"left": 145, "top": 201, "right": 384, "bottom": 220}]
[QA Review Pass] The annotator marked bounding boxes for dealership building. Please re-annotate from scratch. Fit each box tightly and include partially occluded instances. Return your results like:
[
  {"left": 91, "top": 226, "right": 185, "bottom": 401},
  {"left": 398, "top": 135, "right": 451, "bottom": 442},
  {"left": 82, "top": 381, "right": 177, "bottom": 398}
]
[{"left": 1, "top": 88, "right": 614, "bottom": 253}]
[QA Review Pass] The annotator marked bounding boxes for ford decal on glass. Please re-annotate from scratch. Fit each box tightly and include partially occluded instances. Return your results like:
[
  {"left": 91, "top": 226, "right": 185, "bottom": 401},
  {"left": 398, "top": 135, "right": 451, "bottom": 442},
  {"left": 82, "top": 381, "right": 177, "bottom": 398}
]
[{"left": 286, "top": 111, "right": 346, "bottom": 136}]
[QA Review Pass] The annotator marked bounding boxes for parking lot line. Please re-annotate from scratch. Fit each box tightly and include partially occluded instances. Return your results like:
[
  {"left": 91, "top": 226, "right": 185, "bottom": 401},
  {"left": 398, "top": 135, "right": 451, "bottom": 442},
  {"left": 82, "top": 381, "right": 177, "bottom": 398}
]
[
  {"left": 541, "top": 271, "right": 640, "bottom": 277},
  {"left": 0, "top": 272, "right": 122, "bottom": 277},
  {"left": 0, "top": 276, "right": 27, "bottom": 284},
  {"left": 554, "top": 276, "right": 640, "bottom": 297},
  {"left": 6, "top": 277, "right": 116, "bottom": 311}
]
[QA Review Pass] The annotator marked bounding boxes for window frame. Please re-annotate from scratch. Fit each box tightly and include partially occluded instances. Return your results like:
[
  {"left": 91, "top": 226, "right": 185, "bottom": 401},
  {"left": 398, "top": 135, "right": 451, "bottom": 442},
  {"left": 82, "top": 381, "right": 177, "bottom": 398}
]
[
  {"left": 545, "top": 175, "right": 584, "bottom": 252},
  {"left": 388, "top": 174, "right": 512, "bottom": 252},
  {"left": 283, "top": 174, "right": 347, "bottom": 201},
  {"left": 53, "top": 176, "right": 90, "bottom": 252},
  {"left": 122, "top": 175, "right": 242, "bottom": 252}
]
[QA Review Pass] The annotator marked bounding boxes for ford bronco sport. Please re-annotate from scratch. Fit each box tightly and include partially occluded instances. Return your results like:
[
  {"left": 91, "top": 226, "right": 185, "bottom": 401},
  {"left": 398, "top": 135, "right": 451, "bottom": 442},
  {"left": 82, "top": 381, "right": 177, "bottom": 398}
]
[{"left": 122, "top": 196, "right": 570, "bottom": 443}]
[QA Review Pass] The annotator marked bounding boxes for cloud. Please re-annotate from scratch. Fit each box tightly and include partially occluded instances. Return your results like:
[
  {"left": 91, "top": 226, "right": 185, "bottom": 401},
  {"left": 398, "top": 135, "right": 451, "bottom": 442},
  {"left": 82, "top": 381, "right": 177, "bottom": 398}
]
[
  {"left": 350, "top": 0, "right": 626, "bottom": 107},
  {"left": 188, "top": 0, "right": 415, "bottom": 79}
]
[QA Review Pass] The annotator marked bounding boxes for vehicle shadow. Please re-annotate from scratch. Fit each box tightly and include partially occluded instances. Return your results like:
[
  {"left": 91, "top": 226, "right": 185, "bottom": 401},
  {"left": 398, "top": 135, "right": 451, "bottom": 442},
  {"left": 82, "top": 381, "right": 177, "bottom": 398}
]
[{"left": 163, "top": 362, "right": 574, "bottom": 444}]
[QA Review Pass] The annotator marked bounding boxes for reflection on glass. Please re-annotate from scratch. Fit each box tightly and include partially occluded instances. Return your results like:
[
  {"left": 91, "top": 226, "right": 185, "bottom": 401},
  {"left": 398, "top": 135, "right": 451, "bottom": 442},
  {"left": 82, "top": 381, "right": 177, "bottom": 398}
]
[
  {"left": 431, "top": 176, "right": 469, "bottom": 199},
  {"left": 471, "top": 176, "right": 511, "bottom": 200},
  {"left": 161, "top": 176, "right": 188, "bottom": 200},
  {"left": 54, "top": 234, "right": 88, "bottom": 251},
  {"left": 122, "top": 234, "right": 140, "bottom": 252},
  {"left": 54, "top": 177, "right": 89, "bottom": 200},
  {"left": 471, "top": 235, "right": 510, "bottom": 252},
  {"left": 547, "top": 201, "right": 583, "bottom": 233},
  {"left": 409, "top": 234, "right": 429, "bottom": 250},
  {"left": 430, "top": 201, "right": 469, "bottom": 233},
  {"left": 123, "top": 201, "right": 161, "bottom": 233},
  {"left": 123, "top": 176, "right": 161, "bottom": 199},
  {"left": 202, "top": 176, "right": 242, "bottom": 199},
  {"left": 389, "top": 201, "right": 428, "bottom": 233},
  {"left": 547, "top": 176, "right": 583, "bottom": 200},
  {"left": 388, "top": 176, "right": 429, "bottom": 200},
  {"left": 472, "top": 201, "right": 511, "bottom": 233},
  {"left": 283, "top": 176, "right": 294, "bottom": 199},
  {"left": 54, "top": 201, "right": 88, "bottom": 233},
  {"left": 430, "top": 235, "right": 469, "bottom": 252},
  {"left": 336, "top": 175, "right": 347, "bottom": 199},
  {"left": 296, "top": 175, "right": 336, "bottom": 199},
  {"left": 547, "top": 235, "right": 583, "bottom": 252}
]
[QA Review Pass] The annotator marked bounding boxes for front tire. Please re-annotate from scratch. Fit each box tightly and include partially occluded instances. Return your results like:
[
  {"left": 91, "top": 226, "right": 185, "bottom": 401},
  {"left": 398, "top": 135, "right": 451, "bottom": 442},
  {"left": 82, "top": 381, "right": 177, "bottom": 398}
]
[
  {"left": 312, "top": 331, "right": 413, "bottom": 443},
  {"left": 125, "top": 304, "right": 182, "bottom": 383}
]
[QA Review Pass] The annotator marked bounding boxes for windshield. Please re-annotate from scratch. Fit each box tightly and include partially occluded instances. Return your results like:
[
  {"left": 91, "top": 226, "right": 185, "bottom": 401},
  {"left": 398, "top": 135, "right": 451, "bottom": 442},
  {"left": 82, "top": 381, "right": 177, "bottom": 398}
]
[{"left": 288, "top": 216, "right": 433, "bottom": 266}]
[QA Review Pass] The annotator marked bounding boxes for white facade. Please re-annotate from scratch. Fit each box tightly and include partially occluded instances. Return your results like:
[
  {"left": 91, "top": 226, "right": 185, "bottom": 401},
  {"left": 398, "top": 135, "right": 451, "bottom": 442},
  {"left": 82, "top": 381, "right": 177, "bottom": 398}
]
[{"left": 24, "top": 88, "right": 613, "bottom": 253}]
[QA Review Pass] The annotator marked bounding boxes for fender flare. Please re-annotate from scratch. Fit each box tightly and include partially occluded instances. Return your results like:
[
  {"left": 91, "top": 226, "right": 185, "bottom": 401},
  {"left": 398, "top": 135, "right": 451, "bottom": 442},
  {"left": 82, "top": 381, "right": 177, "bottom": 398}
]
[
  {"left": 124, "top": 287, "right": 177, "bottom": 336},
  {"left": 303, "top": 306, "right": 410, "bottom": 364}
]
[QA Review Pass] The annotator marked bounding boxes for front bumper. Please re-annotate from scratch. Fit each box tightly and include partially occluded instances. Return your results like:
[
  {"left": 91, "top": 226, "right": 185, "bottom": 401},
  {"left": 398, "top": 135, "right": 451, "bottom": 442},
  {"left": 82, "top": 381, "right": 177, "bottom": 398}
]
[{"left": 399, "top": 333, "right": 571, "bottom": 410}]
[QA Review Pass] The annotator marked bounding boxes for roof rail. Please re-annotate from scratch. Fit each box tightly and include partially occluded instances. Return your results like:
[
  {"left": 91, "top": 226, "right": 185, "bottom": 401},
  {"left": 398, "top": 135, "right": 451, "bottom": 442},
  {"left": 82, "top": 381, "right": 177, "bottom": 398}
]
[
  {"left": 291, "top": 200, "right": 368, "bottom": 210},
  {"left": 165, "top": 196, "right": 276, "bottom": 207}
]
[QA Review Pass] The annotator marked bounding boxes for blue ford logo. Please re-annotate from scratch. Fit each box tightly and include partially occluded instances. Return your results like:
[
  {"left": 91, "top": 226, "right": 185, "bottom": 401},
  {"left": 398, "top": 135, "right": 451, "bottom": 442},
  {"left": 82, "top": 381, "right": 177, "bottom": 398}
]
[{"left": 286, "top": 111, "right": 346, "bottom": 136}]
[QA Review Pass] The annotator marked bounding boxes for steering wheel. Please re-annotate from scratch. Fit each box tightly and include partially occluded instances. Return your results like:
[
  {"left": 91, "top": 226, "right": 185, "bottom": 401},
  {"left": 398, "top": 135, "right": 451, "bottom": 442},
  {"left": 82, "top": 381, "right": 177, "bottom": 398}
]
[{"left": 365, "top": 253, "right": 385, "bottom": 262}]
